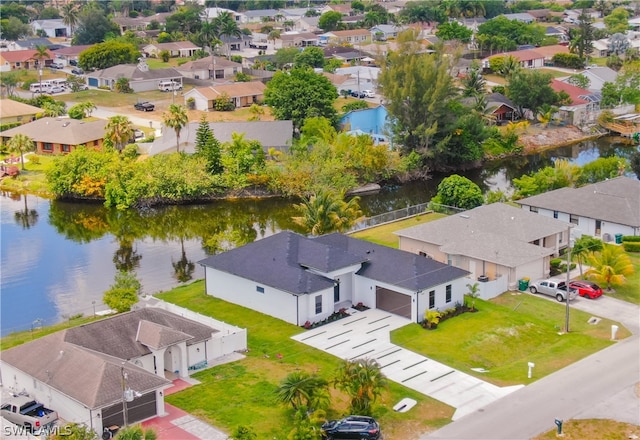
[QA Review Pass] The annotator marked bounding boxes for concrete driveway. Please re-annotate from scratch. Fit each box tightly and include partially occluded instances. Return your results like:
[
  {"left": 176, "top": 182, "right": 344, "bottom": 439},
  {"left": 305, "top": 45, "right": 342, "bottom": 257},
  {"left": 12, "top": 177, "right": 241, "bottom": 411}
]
[{"left": 292, "top": 308, "right": 523, "bottom": 420}]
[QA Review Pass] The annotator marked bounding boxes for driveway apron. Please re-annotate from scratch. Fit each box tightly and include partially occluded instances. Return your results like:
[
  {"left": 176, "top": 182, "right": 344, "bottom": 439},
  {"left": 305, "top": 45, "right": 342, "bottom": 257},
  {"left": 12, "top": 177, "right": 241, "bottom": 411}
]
[{"left": 292, "top": 309, "right": 522, "bottom": 420}]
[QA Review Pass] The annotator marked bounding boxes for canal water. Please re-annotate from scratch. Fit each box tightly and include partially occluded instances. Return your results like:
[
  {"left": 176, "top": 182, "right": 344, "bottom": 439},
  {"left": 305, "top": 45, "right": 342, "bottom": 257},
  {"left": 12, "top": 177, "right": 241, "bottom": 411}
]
[{"left": 0, "top": 137, "right": 637, "bottom": 335}]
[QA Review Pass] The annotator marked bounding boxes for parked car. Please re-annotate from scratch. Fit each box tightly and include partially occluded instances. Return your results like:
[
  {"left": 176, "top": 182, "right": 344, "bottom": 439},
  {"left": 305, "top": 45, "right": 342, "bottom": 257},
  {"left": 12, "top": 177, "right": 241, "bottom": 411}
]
[
  {"left": 48, "top": 86, "right": 65, "bottom": 94},
  {"left": 362, "top": 90, "right": 375, "bottom": 98},
  {"left": 350, "top": 90, "right": 365, "bottom": 98},
  {"left": 321, "top": 415, "right": 381, "bottom": 439},
  {"left": 158, "top": 80, "right": 182, "bottom": 92},
  {"left": 50, "top": 62, "right": 64, "bottom": 69},
  {"left": 1, "top": 396, "right": 58, "bottom": 434},
  {"left": 529, "top": 279, "right": 578, "bottom": 302},
  {"left": 569, "top": 280, "right": 603, "bottom": 299},
  {"left": 134, "top": 101, "right": 155, "bottom": 112},
  {"left": 71, "top": 68, "right": 84, "bottom": 75},
  {"left": 69, "top": 59, "right": 78, "bottom": 66}
]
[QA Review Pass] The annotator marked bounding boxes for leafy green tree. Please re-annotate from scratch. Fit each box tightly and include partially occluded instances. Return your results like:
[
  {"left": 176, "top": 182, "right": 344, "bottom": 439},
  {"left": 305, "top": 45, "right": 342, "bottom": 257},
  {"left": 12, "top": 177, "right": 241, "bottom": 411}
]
[
  {"left": 214, "top": 11, "right": 242, "bottom": 59},
  {"left": 572, "top": 236, "right": 604, "bottom": 279},
  {"left": 287, "top": 408, "right": 324, "bottom": 440},
  {"left": 0, "top": 3, "right": 31, "bottom": 23},
  {"left": 341, "top": 101, "right": 368, "bottom": 113},
  {"left": 105, "top": 115, "right": 134, "bottom": 152},
  {"left": 162, "top": 104, "right": 189, "bottom": 153},
  {"left": 513, "top": 159, "right": 580, "bottom": 198},
  {"left": 0, "top": 71, "right": 22, "bottom": 98},
  {"left": 630, "top": 151, "right": 640, "bottom": 179},
  {"left": 275, "top": 371, "right": 330, "bottom": 411},
  {"left": 47, "top": 147, "right": 119, "bottom": 199},
  {"left": 292, "top": 190, "right": 363, "bottom": 235},
  {"left": 398, "top": 2, "right": 446, "bottom": 24},
  {"left": 165, "top": 3, "right": 203, "bottom": 34},
  {"left": 194, "top": 115, "right": 222, "bottom": 174},
  {"left": 507, "top": 70, "right": 559, "bottom": 117},
  {"left": 604, "top": 7, "right": 629, "bottom": 34},
  {"left": 73, "top": 7, "right": 120, "bottom": 45},
  {"left": 229, "top": 426, "right": 257, "bottom": 440},
  {"left": 318, "top": 11, "right": 343, "bottom": 31},
  {"left": 42, "top": 100, "right": 66, "bottom": 117},
  {"left": 68, "top": 101, "right": 96, "bottom": 120},
  {"left": 66, "top": 75, "right": 88, "bottom": 92},
  {"left": 8, "top": 133, "right": 34, "bottom": 171},
  {"left": 273, "top": 47, "right": 300, "bottom": 69},
  {"left": 264, "top": 67, "right": 338, "bottom": 130},
  {"left": 79, "top": 40, "right": 140, "bottom": 71},
  {"left": 431, "top": 174, "right": 484, "bottom": 210},
  {"left": 378, "top": 30, "right": 458, "bottom": 157},
  {"left": 567, "top": 74, "right": 591, "bottom": 90},
  {"left": 294, "top": 46, "right": 325, "bottom": 68},
  {"left": 221, "top": 132, "right": 265, "bottom": 186},
  {"left": 334, "top": 358, "right": 386, "bottom": 416},
  {"left": 39, "top": 7, "right": 60, "bottom": 19},
  {"left": 578, "top": 156, "right": 627, "bottom": 185},
  {"left": 477, "top": 16, "right": 545, "bottom": 48},
  {"left": 436, "top": 20, "right": 473, "bottom": 42},
  {"left": 0, "top": 16, "right": 32, "bottom": 40},
  {"left": 103, "top": 270, "right": 142, "bottom": 313},
  {"left": 585, "top": 244, "right": 635, "bottom": 291}
]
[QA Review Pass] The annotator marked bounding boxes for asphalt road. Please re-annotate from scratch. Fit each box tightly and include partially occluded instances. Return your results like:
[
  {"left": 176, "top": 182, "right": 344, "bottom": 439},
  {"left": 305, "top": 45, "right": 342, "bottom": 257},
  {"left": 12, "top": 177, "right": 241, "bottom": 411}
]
[{"left": 422, "top": 296, "right": 640, "bottom": 439}]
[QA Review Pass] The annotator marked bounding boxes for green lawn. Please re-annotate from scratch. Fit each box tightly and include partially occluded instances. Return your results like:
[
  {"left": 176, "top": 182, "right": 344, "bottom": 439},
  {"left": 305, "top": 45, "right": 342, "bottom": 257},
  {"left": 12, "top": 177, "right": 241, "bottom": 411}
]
[
  {"left": 602, "top": 251, "right": 640, "bottom": 305},
  {"left": 57, "top": 89, "right": 173, "bottom": 107},
  {"left": 145, "top": 57, "right": 191, "bottom": 69},
  {"left": 350, "top": 212, "right": 447, "bottom": 248}
]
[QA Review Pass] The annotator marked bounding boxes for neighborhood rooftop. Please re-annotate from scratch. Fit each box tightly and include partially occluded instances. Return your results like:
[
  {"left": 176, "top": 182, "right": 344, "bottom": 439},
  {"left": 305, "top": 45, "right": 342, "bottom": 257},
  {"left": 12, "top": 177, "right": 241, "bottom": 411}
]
[{"left": 1, "top": 117, "right": 107, "bottom": 146}]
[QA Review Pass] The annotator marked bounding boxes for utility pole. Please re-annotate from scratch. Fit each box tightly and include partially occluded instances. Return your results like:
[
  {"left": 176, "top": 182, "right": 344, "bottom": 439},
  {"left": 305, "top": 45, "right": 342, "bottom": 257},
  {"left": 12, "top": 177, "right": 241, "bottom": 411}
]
[
  {"left": 565, "top": 225, "right": 572, "bottom": 333},
  {"left": 121, "top": 365, "right": 129, "bottom": 428}
]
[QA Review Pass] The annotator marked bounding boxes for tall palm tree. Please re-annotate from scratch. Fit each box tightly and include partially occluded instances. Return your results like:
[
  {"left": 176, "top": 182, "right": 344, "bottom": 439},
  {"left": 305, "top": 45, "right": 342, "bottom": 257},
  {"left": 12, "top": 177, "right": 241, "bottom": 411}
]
[
  {"left": 585, "top": 244, "right": 634, "bottom": 292},
  {"left": 198, "top": 17, "right": 222, "bottom": 82},
  {"left": 8, "top": 133, "right": 35, "bottom": 171},
  {"left": 105, "top": 115, "right": 134, "bottom": 152},
  {"left": 172, "top": 237, "right": 195, "bottom": 283},
  {"left": 572, "top": 236, "right": 604, "bottom": 279},
  {"left": 292, "top": 190, "right": 364, "bottom": 236},
  {"left": 162, "top": 104, "right": 188, "bottom": 153},
  {"left": 334, "top": 358, "right": 386, "bottom": 416},
  {"left": 214, "top": 11, "right": 242, "bottom": 59},
  {"left": 42, "top": 101, "right": 66, "bottom": 117},
  {"left": 33, "top": 45, "right": 50, "bottom": 86},
  {"left": 61, "top": 3, "right": 79, "bottom": 36},
  {"left": 275, "top": 371, "right": 330, "bottom": 411}
]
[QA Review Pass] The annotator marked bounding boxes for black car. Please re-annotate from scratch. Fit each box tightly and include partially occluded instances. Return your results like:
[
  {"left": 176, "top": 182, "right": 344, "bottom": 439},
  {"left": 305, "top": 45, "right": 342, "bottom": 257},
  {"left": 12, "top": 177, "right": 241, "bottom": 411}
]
[
  {"left": 69, "top": 59, "right": 78, "bottom": 66},
  {"left": 71, "top": 68, "right": 84, "bottom": 75},
  {"left": 350, "top": 90, "right": 365, "bottom": 99},
  {"left": 321, "top": 416, "right": 381, "bottom": 439},
  {"left": 134, "top": 102, "right": 155, "bottom": 112}
]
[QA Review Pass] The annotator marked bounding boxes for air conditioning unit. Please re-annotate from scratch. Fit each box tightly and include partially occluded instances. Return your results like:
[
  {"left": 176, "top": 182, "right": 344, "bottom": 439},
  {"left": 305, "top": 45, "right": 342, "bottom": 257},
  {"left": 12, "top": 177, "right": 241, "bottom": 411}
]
[{"left": 477, "top": 275, "right": 489, "bottom": 282}]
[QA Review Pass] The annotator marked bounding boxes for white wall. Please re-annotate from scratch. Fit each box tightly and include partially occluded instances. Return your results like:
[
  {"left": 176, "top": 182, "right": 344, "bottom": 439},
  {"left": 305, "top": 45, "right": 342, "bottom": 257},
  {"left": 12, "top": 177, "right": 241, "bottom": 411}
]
[{"left": 298, "top": 286, "right": 339, "bottom": 325}]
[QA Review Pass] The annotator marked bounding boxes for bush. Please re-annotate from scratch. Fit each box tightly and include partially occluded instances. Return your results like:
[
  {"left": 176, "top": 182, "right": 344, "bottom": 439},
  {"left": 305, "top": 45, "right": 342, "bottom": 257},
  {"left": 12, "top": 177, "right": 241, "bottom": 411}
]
[
  {"left": 623, "top": 242, "right": 640, "bottom": 252},
  {"left": 0, "top": 122, "right": 21, "bottom": 132},
  {"left": 160, "top": 50, "right": 170, "bottom": 63},
  {"left": 550, "top": 258, "right": 562, "bottom": 268},
  {"left": 21, "top": 79, "right": 37, "bottom": 91},
  {"left": 28, "top": 155, "right": 40, "bottom": 165},
  {"left": 552, "top": 53, "right": 584, "bottom": 69},
  {"left": 622, "top": 236, "right": 640, "bottom": 242}
]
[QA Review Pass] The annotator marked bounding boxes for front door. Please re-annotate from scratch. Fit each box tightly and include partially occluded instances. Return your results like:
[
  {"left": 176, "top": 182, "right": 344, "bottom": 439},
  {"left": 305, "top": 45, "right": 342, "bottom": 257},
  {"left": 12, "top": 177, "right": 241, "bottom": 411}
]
[{"left": 595, "top": 220, "right": 601, "bottom": 236}]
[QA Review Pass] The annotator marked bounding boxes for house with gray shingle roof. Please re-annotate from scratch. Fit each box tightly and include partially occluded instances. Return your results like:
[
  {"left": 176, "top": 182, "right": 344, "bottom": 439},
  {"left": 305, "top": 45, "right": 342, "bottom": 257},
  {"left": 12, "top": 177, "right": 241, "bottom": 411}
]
[
  {"left": 516, "top": 176, "right": 640, "bottom": 240},
  {"left": 85, "top": 59, "right": 182, "bottom": 92},
  {"left": 198, "top": 231, "right": 470, "bottom": 326},
  {"left": 395, "top": 203, "right": 571, "bottom": 297},
  {"left": 0, "top": 306, "right": 238, "bottom": 436}
]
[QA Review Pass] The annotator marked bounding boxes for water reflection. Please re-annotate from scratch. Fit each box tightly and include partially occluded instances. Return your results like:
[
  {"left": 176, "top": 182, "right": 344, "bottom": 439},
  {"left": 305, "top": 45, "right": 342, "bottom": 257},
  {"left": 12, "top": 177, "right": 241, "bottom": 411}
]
[{"left": 1, "top": 137, "right": 637, "bottom": 335}]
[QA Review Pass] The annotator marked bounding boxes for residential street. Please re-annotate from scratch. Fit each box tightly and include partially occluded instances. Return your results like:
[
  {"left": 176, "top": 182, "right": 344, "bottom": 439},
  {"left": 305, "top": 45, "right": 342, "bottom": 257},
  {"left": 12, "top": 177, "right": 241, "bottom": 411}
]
[{"left": 422, "top": 296, "right": 640, "bottom": 439}]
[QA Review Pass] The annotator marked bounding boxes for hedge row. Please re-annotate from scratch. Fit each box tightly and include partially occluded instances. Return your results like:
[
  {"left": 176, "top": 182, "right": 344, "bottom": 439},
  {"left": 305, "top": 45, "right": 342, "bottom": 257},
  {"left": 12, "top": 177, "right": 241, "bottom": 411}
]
[
  {"left": 622, "top": 236, "right": 640, "bottom": 242},
  {"left": 0, "top": 122, "right": 21, "bottom": 132},
  {"left": 623, "top": 242, "right": 640, "bottom": 252}
]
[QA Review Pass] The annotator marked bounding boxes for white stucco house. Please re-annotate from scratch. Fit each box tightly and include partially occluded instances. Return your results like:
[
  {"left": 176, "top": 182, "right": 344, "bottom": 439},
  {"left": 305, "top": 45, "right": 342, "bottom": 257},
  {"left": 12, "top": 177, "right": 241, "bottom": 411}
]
[
  {"left": 198, "top": 231, "right": 470, "bottom": 326},
  {"left": 395, "top": 203, "right": 571, "bottom": 298},
  {"left": 0, "top": 303, "right": 247, "bottom": 436},
  {"left": 516, "top": 176, "right": 640, "bottom": 240}
]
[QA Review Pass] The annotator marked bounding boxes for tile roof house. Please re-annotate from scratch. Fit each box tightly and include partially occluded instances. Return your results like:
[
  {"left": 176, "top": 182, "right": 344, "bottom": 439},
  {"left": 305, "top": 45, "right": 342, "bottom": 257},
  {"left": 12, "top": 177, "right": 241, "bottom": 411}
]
[
  {"left": 143, "top": 41, "right": 200, "bottom": 58},
  {"left": 51, "top": 44, "right": 93, "bottom": 64},
  {"left": 0, "top": 305, "right": 243, "bottom": 436},
  {"left": 550, "top": 79, "right": 600, "bottom": 126},
  {"left": 175, "top": 55, "right": 242, "bottom": 81},
  {"left": 149, "top": 120, "right": 293, "bottom": 155},
  {"left": 1, "top": 117, "right": 108, "bottom": 154},
  {"left": 482, "top": 45, "right": 569, "bottom": 70},
  {"left": 320, "top": 29, "right": 372, "bottom": 46},
  {"left": 183, "top": 81, "right": 266, "bottom": 111},
  {"left": 395, "top": 203, "right": 571, "bottom": 296},
  {"left": 85, "top": 59, "right": 182, "bottom": 92},
  {"left": 516, "top": 176, "right": 640, "bottom": 240},
  {"left": 0, "top": 99, "right": 42, "bottom": 125},
  {"left": 0, "top": 49, "right": 54, "bottom": 72},
  {"left": 279, "top": 32, "right": 320, "bottom": 48},
  {"left": 199, "top": 231, "right": 470, "bottom": 325}
]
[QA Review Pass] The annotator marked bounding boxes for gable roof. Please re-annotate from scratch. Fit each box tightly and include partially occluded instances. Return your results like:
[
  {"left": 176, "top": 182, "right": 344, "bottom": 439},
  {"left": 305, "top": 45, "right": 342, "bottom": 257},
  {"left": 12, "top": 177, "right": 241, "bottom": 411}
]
[
  {"left": 87, "top": 64, "right": 182, "bottom": 82},
  {"left": 1, "top": 117, "right": 107, "bottom": 145},
  {"left": 0, "top": 49, "right": 53, "bottom": 63},
  {"left": 54, "top": 44, "right": 93, "bottom": 57},
  {"left": 395, "top": 203, "right": 569, "bottom": 267},
  {"left": 187, "top": 81, "right": 266, "bottom": 100},
  {"left": 580, "top": 66, "right": 618, "bottom": 83},
  {"left": 145, "top": 41, "right": 200, "bottom": 51},
  {"left": 551, "top": 79, "right": 590, "bottom": 105},
  {"left": 199, "top": 231, "right": 469, "bottom": 294},
  {"left": 324, "top": 29, "right": 371, "bottom": 38},
  {"left": 515, "top": 177, "right": 640, "bottom": 228},
  {"left": 0, "top": 99, "right": 42, "bottom": 119},
  {"left": 176, "top": 55, "right": 242, "bottom": 72}
]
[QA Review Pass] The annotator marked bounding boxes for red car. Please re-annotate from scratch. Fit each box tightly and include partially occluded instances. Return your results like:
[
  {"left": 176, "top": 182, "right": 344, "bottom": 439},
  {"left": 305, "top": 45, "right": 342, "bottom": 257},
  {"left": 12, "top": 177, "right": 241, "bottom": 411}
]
[{"left": 569, "top": 281, "right": 603, "bottom": 299}]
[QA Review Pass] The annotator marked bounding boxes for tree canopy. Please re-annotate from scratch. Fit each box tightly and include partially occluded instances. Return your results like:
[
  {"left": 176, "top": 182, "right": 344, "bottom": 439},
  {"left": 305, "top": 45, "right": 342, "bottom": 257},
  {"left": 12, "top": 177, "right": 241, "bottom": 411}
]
[
  {"left": 78, "top": 41, "right": 140, "bottom": 71},
  {"left": 507, "top": 70, "right": 560, "bottom": 115},
  {"left": 72, "top": 7, "right": 119, "bottom": 45},
  {"left": 264, "top": 67, "right": 338, "bottom": 129},
  {"left": 431, "top": 174, "right": 484, "bottom": 210}
]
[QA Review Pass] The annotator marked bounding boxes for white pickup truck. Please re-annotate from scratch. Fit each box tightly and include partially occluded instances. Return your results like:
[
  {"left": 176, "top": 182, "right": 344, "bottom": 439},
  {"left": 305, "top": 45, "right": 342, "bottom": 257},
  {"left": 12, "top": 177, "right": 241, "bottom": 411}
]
[
  {"left": 1, "top": 395, "right": 58, "bottom": 433},
  {"left": 529, "top": 279, "right": 578, "bottom": 302}
]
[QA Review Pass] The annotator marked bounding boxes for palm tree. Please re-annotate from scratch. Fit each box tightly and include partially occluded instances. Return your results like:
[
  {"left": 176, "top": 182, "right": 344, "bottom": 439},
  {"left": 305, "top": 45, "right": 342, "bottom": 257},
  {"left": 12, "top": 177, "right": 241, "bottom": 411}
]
[
  {"left": 585, "top": 244, "right": 634, "bottom": 292},
  {"left": 461, "top": 66, "right": 486, "bottom": 97},
  {"left": 162, "top": 104, "right": 188, "bottom": 153},
  {"left": 214, "top": 11, "right": 242, "bottom": 59},
  {"left": 14, "top": 194, "right": 39, "bottom": 229},
  {"left": 33, "top": 45, "right": 50, "bottom": 87},
  {"left": 572, "top": 236, "right": 604, "bottom": 279},
  {"left": 172, "top": 237, "right": 195, "bottom": 283},
  {"left": 105, "top": 115, "right": 134, "bottom": 152},
  {"left": 42, "top": 101, "right": 66, "bottom": 117},
  {"left": 292, "top": 190, "right": 364, "bottom": 236},
  {"left": 537, "top": 104, "right": 559, "bottom": 128},
  {"left": 275, "top": 371, "right": 330, "bottom": 411},
  {"left": 61, "top": 3, "right": 79, "bottom": 36},
  {"left": 8, "top": 133, "right": 35, "bottom": 171},
  {"left": 334, "top": 358, "right": 386, "bottom": 416},
  {"left": 500, "top": 55, "right": 521, "bottom": 78},
  {"left": 465, "top": 282, "right": 480, "bottom": 311}
]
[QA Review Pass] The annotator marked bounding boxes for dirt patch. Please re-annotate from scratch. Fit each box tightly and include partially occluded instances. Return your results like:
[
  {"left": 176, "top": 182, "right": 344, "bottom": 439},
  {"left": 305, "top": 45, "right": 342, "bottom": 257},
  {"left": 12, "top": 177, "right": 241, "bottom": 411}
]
[{"left": 518, "top": 125, "right": 601, "bottom": 154}]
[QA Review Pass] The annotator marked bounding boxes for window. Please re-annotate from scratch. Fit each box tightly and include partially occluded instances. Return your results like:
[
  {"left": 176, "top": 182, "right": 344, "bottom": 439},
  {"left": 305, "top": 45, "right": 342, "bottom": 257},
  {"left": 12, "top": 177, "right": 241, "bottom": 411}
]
[
  {"left": 529, "top": 206, "right": 538, "bottom": 213},
  {"left": 570, "top": 214, "right": 579, "bottom": 225},
  {"left": 62, "top": 144, "right": 70, "bottom": 152},
  {"left": 445, "top": 285, "right": 452, "bottom": 303},
  {"left": 256, "top": 286, "right": 264, "bottom": 293},
  {"left": 334, "top": 282, "right": 340, "bottom": 303},
  {"left": 315, "top": 295, "right": 322, "bottom": 314},
  {"left": 429, "top": 290, "right": 435, "bottom": 309},
  {"left": 553, "top": 210, "right": 558, "bottom": 219},
  {"left": 43, "top": 142, "right": 53, "bottom": 152}
]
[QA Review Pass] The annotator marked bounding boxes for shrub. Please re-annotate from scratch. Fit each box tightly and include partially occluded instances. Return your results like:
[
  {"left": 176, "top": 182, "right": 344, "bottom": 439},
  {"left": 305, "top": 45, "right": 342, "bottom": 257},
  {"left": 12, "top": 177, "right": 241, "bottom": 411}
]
[
  {"left": 552, "top": 53, "right": 584, "bottom": 69},
  {"left": 213, "top": 92, "right": 235, "bottom": 111},
  {"left": 160, "top": 50, "right": 170, "bottom": 62},
  {"left": 550, "top": 258, "right": 562, "bottom": 268},
  {"left": 0, "top": 122, "right": 21, "bottom": 132},
  {"left": 28, "top": 155, "right": 40, "bottom": 165},
  {"left": 622, "top": 236, "right": 640, "bottom": 242},
  {"left": 623, "top": 242, "right": 640, "bottom": 252}
]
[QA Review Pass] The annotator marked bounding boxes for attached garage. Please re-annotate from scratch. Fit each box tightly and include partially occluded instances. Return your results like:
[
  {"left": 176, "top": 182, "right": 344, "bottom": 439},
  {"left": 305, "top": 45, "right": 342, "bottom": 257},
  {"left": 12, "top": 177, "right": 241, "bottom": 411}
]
[
  {"left": 87, "top": 77, "right": 99, "bottom": 87},
  {"left": 101, "top": 392, "right": 157, "bottom": 429},
  {"left": 375, "top": 287, "right": 411, "bottom": 319}
]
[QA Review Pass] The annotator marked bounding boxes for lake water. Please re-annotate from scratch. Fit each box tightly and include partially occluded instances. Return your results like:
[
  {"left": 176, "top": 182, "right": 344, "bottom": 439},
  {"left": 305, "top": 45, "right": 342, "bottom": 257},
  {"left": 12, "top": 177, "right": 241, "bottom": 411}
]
[{"left": 1, "top": 137, "right": 637, "bottom": 335}]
